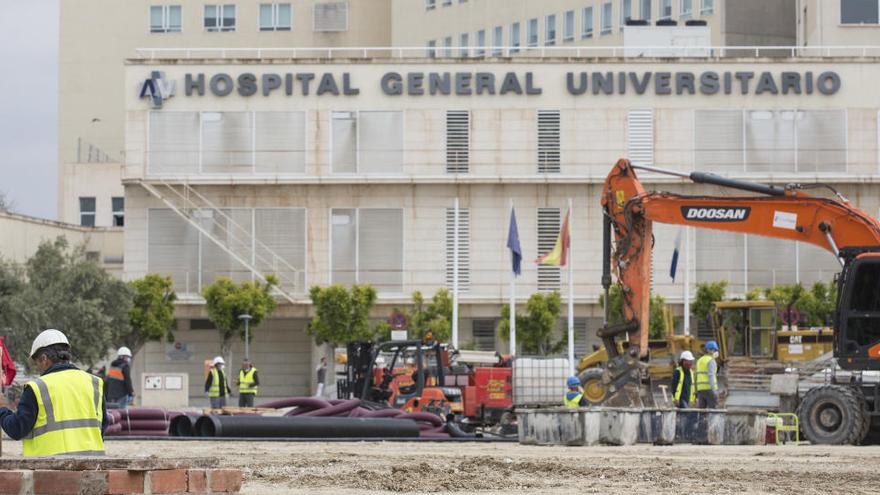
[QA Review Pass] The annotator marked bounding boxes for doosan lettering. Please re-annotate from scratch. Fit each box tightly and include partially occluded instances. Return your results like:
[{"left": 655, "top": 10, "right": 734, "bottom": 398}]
[{"left": 682, "top": 207, "right": 751, "bottom": 221}]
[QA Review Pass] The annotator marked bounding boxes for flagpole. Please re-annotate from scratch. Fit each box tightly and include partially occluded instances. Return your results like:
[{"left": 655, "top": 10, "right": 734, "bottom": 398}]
[
  {"left": 567, "top": 199, "right": 575, "bottom": 375},
  {"left": 683, "top": 226, "right": 691, "bottom": 336},
  {"left": 509, "top": 199, "right": 516, "bottom": 359},
  {"left": 452, "top": 197, "right": 460, "bottom": 348}
]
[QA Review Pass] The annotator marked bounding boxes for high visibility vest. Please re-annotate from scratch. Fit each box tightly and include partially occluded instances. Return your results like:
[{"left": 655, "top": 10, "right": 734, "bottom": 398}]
[
  {"left": 208, "top": 368, "right": 226, "bottom": 398},
  {"left": 563, "top": 392, "right": 583, "bottom": 408},
  {"left": 22, "top": 369, "right": 104, "bottom": 457},
  {"left": 673, "top": 367, "right": 695, "bottom": 404},
  {"left": 106, "top": 365, "right": 125, "bottom": 382},
  {"left": 695, "top": 354, "right": 715, "bottom": 392},
  {"left": 239, "top": 367, "right": 258, "bottom": 395}
]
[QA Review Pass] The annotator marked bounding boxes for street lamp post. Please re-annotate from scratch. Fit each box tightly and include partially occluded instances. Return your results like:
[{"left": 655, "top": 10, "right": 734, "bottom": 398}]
[{"left": 238, "top": 314, "right": 253, "bottom": 360}]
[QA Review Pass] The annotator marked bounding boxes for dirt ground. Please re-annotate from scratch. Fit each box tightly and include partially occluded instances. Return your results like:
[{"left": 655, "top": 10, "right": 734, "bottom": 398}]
[{"left": 4, "top": 439, "right": 880, "bottom": 494}]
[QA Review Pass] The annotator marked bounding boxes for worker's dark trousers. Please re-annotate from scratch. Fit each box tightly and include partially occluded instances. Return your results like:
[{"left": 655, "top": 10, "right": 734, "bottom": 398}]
[
  {"left": 697, "top": 390, "right": 718, "bottom": 409},
  {"left": 239, "top": 394, "right": 255, "bottom": 407}
]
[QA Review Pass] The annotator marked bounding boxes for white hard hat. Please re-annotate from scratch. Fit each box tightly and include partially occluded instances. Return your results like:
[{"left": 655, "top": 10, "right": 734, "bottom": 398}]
[
  {"left": 30, "top": 329, "right": 70, "bottom": 358},
  {"left": 213, "top": 356, "right": 225, "bottom": 365},
  {"left": 117, "top": 346, "right": 132, "bottom": 358},
  {"left": 680, "top": 351, "right": 695, "bottom": 361}
]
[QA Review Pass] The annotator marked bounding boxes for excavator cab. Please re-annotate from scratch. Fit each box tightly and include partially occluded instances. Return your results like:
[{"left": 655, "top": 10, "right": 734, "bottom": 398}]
[{"left": 836, "top": 251, "right": 880, "bottom": 371}]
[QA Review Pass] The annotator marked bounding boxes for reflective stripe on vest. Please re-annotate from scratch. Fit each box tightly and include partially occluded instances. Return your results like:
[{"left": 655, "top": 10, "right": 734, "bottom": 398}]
[
  {"left": 209, "top": 368, "right": 224, "bottom": 398},
  {"left": 695, "top": 355, "right": 715, "bottom": 392},
  {"left": 239, "top": 367, "right": 258, "bottom": 395},
  {"left": 106, "top": 366, "right": 125, "bottom": 381},
  {"left": 673, "top": 367, "right": 695, "bottom": 404},
  {"left": 563, "top": 393, "right": 583, "bottom": 408},
  {"left": 23, "top": 369, "right": 104, "bottom": 457}
]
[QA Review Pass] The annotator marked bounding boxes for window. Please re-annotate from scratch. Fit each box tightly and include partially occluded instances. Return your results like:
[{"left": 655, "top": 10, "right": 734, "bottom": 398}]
[
  {"left": 545, "top": 14, "right": 556, "bottom": 45},
  {"left": 641, "top": 0, "right": 651, "bottom": 21},
  {"left": 627, "top": 109, "right": 654, "bottom": 166},
  {"left": 443, "top": 36, "right": 453, "bottom": 57},
  {"left": 112, "top": 197, "right": 125, "bottom": 227},
  {"left": 845, "top": 262, "right": 880, "bottom": 347},
  {"left": 680, "top": 0, "right": 693, "bottom": 19},
  {"left": 537, "top": 110, "right": 561, "bottom": 173},
  {"left": 331, "top": 208, "right": 404, "bottom": 292},
  {"left": 427, "top": 40, "right": 437, "bottom": 58},
  {"left": 510, "top": 22, "right": 521, "bottom": 52},
  {"left": 537, "top": 208, "right": 561, "bottom": 291},
  {"left": 331, "top": 111, "right": 404, "bottom": 174},
  {"left": 446, "top": 207, "right": 470, "bottom": 291},
  {"left": 79, "top": 197, "right": 96, "bottom": 227},
  {"left": 201, "top": 112, "right": 253, "bottom": 174},
  {"left": 204, "top": 4, "right": 235, "bottom": 32},
  {"left": 254, "top": 112, "right": 307, "bottom": 174},
  {"left": 259, "top": 3, "right": 291, "bottom": 31},
  {"left": 601, "top": 2, "right": 613, "bottom": 34},
  {"left": 150, "top": 5, "right": 182, "bottom": 33},
  {"left": 621, "top": 0, "right": 632, "bottom": 29},
  {"left": 701, "top": 0, "right": 714, "bottom": 15},
  {"left": 660, "top": 0, "right": 672, "bottom": 19},
  {"left": 582, "top": 7, "right": 594, "bottom": 38},
  {"left": 527, "top": 18, "right": 538, "bottom": 46},
  {"left": 442, "top": 0, "right": 452, "bottom": 6},
  {"left": 475, "top": 29, "right": 486, "bottom": 56},
  {"left": 426, "top": 0, "right": 436, "bottom": 10},
  {"left": 446, "top": 110, "right": 469, "bottom": 173},
  {"left": 459, "top": 32, "right": 469, "bottom": 57},
  {"left": 314, "top": 2, "right": 348, "bottom": 31},
  {"left": 563, "top": 10, "right": 575, "bottom": 41},
  {"left": 492, "top": 26, "right": 503, "bottom": 55},
  {"left": 472, "top": 320, "right": 496, "bottom": 351},
  {"left": 841, "top": 0, "right": 879, "bottom": 24}
]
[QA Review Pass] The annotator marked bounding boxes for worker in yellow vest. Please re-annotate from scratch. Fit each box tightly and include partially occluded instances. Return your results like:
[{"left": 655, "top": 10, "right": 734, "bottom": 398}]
[
  {"left": 205, "top": 356, "right": 231, "bottom": 409},
  {"left": 695, "top": 341, "right": 720, "bottom": 409},
  {"left": 235, "top": 358, "right": 259, "bottom": 407},
  {"left": 0, "top": 329, "right": 106, "bottom": 456},
  {"left": 563, "top": 375, "right": 587, "bottom": 408},
  {"left": 671, "top": 351, "right": 696, "bottom": 408}
]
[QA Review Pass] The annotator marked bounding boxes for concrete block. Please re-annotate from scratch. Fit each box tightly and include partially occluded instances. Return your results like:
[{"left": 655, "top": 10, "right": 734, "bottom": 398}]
[
  {"left": 724, "top": 410, "right": 768, "bottom": 445},
  {"left": 638, "top": 409, "right": 677, "bottom": 445},
  {"left": 770, "top": 374, "right": 799, "bottom": 396},
  {"left": 581, "top": 409, "right": 602, "bottom": 446},
  {"left": 599, "top": 408, "right": 640, "bottom": 446}
]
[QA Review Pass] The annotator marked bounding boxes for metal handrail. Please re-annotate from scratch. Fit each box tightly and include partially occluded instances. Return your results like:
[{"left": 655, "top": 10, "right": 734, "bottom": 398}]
[{"left": 133, "top": 45, "right": 880, "bottom": 60}]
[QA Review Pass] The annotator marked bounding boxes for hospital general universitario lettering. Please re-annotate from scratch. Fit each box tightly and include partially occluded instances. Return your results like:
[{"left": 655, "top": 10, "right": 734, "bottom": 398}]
[{"left": 174, "top": 70, "right": 842, "bottom": 99}]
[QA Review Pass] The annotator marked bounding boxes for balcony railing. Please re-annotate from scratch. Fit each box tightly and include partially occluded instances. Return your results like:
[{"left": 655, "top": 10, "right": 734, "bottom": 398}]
[{"left": 133, "top": 45, "right": 880, "bottom": 60}]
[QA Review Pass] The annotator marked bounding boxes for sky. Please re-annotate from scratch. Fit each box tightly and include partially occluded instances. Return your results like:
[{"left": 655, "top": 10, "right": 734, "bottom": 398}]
[{"left": 0, "top": 0, "right": 58, "bottom": 220}]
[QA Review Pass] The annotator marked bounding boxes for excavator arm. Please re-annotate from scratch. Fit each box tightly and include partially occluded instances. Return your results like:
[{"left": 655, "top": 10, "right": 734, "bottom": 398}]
[{"left": 597, "top": 158, "right": 880, "bottom": 407}]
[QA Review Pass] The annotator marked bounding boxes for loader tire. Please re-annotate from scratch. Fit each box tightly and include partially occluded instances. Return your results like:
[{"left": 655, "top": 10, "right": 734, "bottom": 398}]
[
  {"left": 578, "top": 368, "right": 607, "bottom": 405},
  {"left": 797, "top": 385, "right": 868, "bottom": 445}
]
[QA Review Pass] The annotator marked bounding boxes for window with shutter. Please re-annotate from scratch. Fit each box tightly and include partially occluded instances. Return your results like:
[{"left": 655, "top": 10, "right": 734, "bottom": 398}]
[
  {"left": 573, "top": 317, "right": 604, "bottom": 356},
  {"left": 695, "top": 110, "right": 744, "bottom": 173},
  {"left": 148, "top": 209, "right": 200, "bottom": 293},
  {"left": 359, "top": 111, "right": 404, "bottom": 174},
  {"left": 746, "top": 110, "right": 796, "bottom": 173},
  {"left": 627, "top": 109, "right": 654, "bottom": 166},
  {"left": 313, "top": 2, "right": 348, "bottom": 32},
  {"left": 537, "top": 110, "right": 561, "bottom": 173},
  {"left": 202, "top": 111, "right": 254, "bottom": 174},
  {"left": 472, "top": 319, "right": 497, "bottom": 351},
  {"left": 149, "top": 111, "right": 199, "bottom": 174},
  {"left": 255, "top": 209, "right": 307, "bottom": 291},
  {"left": 795, "top": 110, "right": 846, "bottom": 173},
  {"left": 331, "top": 208, "right": 403, "bottom": 293},
  {"left": 445, "top": 207, "right": 470, "bottom": 291},
  {"left": 537, "top": 208, "right": 561, "bottom": 291},
  {"left": 200, "top": 209, "right": 253, "bottom": 287},
  {"left": 446, "top": 110, "right": 469, "bottom": 173},
  {"left": 255, "top": 112, "right": 306, "bottom": 174}
]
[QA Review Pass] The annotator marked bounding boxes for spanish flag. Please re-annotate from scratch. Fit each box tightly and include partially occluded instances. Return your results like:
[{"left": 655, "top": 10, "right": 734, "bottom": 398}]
[{"left": 536, "top": 209, "right": 570, "bottom": 266}]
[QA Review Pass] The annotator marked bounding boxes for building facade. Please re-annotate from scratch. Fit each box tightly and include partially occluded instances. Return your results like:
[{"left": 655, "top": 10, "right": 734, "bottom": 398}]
[{"left": 123, "top": 56, "right": 880, "bottom": 399}]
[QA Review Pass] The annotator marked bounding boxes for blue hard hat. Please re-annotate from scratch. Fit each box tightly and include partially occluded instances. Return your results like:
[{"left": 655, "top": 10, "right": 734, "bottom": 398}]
[
  {"left": 705, "top": 340, "right": 719, "bottom": 351},
  {"left": 567, "top": 375, "right": 581, "bottom": 388}
]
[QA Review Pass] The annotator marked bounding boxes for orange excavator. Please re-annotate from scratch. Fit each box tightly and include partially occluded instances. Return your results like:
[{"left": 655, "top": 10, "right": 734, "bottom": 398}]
[{"left": 599, "top": 158, "right": 880, "bottom": 444}]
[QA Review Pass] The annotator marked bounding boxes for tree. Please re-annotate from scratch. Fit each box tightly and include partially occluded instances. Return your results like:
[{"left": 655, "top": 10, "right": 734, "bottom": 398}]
[
  {"left": 408, "top": 289, "right": 453, "bottom": 343},
  {"left": 691, "top": 281, "right": 728, "bottom": 329},
  {"left": 1, "top": 238, "right": 133, "bottom": 366},
  {"left": 753, "top": 282, "right": 837, "bottom": 327},
  {"left": 0, "top": 191, "right": 13, "bottom": 212},
  {"left": 497, "top": 292, "right": 565, "bottom": 355},
  {"left": 202, "top": 276, "right": 278, "bottom": 359},
  {"left": 306, "top": 284, "right": 378, "bottom": 346},
  {"left": 599, "top": 285, "right": 669, "bottom": 339},
  {"left": 125, "top": 274, "right": 177, "bottom": 356}
]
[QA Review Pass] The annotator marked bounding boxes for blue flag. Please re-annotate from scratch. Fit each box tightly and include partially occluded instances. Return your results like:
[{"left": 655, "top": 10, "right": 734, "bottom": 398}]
[
  {"left": 507, "top": 208, "right": 522, "bottom": 276},
  {"left": 670, "top": 227, "right": 682, "bottom": 281}
]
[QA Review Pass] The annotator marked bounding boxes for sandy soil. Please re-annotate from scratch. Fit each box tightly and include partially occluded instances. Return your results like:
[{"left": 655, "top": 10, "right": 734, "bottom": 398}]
[{"left": 4, "top": 439, "right": 880, "bottom": 494}]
